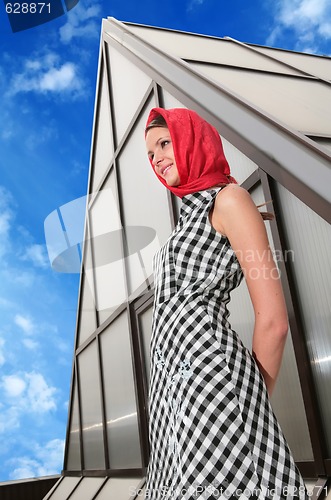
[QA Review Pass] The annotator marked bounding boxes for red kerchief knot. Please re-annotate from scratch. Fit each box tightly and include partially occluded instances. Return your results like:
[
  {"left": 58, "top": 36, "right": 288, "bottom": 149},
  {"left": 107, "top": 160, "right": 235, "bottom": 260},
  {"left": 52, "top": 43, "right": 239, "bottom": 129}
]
[{"left": 146, "top": 107, "right": 237, "bottom": 198}]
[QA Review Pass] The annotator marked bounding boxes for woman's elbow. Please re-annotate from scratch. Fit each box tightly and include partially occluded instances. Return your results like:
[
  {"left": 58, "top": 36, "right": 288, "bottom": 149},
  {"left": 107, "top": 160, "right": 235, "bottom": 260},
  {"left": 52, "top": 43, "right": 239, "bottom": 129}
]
[
  {"left": 256, "top": 315, "right": 289, "bottom": 339},
  {"left": 275, "top": 319, "right": 289, "bottom": 339}
]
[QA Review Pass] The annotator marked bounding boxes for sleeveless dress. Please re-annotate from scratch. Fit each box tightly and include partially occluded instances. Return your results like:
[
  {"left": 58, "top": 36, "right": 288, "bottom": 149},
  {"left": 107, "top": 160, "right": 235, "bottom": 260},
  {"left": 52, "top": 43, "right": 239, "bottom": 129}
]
[{"left": 146, "top": 188, "right": 307, "bottom": 500}]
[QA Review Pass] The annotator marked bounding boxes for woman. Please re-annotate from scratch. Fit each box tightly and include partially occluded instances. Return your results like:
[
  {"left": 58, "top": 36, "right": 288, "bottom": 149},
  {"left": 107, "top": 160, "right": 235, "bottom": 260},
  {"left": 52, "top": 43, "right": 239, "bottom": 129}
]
[{"left": 144, "top": 107, "right": 307, "bottom": 499}]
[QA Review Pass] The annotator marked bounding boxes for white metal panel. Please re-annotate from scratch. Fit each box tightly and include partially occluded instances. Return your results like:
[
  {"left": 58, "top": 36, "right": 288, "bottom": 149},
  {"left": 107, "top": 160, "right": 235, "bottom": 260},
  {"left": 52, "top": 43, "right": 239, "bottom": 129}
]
[
  {"left": 91, "top": 66, "right": 114, "bottom": 193},
  {"left": 191, "top": 63, "right": 331, "bottom": 135},
  {"left": 89, "top": 173, "right": 127, "bottom": 323},
  {"left": 106, "top": 44, "right": 152, "bottom": 144},
  {"left": 68, "top": 477, "right": 106, "bottom": 499},
  {"left": 275, "top": 182, "right": 331, "bottom": 454},
  {"left": 254, "top": 46, "right": 331, "bottom": 81},
  {"left": 46, "top": 477, "right": 81, "bottom": 500},
  {"left": 79, "top": 341, "right": 105, "bottom": 469},
  {"left": 117, "top": 101, "right": 173, "bottom": 295},
  {"left": 94, "top": 477, "right": 143, "bottom": 499},
  {"left": 66, "top": 382, "right": 81, "bottom": 470},
  {"left": 100, "top": 312, "right": 142, "bottom": 469},
  {"left": 221, "top": 136, "right": 257, "bottom": 183},
  {"left": 77, "top": 235, "right": 97, "bottom": 345},
  {"left": 125, "top": 24, "right": 302, "bottom": 76}
]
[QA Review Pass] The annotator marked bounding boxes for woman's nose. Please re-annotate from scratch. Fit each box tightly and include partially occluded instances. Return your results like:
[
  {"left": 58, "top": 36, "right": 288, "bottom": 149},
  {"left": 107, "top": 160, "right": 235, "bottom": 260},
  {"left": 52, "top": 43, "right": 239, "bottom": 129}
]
[{"left": 153, "top": 152, "right": 163, "bottom": 166}]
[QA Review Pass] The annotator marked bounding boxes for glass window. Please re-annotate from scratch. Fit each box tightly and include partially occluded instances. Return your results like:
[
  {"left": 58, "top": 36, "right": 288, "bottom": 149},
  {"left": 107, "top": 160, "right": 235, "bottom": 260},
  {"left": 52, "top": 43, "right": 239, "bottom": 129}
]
[
  {"left": 106, "top": 44, "right": 152, "bottom": 144},
  {"left": 100, "top": 312, "right": 142, "bottom": 469},
  {"left": 78, "top": 341, "right": 105, "bottom": 469}
]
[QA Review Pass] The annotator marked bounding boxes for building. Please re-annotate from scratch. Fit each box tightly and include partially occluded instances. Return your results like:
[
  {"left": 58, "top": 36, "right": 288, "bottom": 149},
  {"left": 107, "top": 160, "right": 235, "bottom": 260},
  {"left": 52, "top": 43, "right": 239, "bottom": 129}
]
[{"left": 2, "top": 16, "right": 331, "bottom": 500}]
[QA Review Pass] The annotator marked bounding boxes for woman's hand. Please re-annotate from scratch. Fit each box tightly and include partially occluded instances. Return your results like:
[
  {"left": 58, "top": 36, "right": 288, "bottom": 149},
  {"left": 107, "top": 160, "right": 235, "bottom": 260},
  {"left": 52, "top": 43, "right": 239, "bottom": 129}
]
[{"left": 210, "top": 184, "right": 289, "bottom": 395}]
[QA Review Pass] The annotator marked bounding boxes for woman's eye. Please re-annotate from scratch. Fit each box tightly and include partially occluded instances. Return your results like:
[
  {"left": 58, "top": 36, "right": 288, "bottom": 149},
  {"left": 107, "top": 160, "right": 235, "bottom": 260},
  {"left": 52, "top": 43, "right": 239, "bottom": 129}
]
[{"left": 161, "top": 140, "right": 170, "bottom": 148}]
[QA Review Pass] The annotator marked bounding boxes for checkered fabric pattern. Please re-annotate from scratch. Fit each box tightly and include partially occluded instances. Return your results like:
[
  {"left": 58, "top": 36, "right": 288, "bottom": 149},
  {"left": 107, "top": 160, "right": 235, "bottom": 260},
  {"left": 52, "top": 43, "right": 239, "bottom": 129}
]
[{"left": 146, "top": 189, "right": 308, "bottom": 500}]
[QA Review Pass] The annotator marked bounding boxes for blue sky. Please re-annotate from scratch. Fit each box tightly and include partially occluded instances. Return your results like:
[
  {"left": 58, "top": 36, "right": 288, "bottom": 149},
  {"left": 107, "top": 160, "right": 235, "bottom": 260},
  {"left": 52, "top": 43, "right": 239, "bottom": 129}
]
[{"left": 0, "top": 0, "right": 330, "bottom": 483}]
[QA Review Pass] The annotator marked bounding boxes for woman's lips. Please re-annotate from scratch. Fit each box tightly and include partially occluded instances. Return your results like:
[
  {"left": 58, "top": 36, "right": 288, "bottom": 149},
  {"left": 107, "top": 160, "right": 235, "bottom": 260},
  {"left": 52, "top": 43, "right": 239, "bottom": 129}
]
[{"left": 162, "top": 165, "right": 172, "bottom": 176}]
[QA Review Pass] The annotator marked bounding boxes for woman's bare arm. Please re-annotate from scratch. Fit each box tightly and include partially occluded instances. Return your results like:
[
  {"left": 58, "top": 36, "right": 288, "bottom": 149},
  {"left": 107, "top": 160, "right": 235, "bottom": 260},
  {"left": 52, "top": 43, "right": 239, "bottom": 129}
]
[{"left": 210, "top": 184, "right": 288, "bottom": 395}]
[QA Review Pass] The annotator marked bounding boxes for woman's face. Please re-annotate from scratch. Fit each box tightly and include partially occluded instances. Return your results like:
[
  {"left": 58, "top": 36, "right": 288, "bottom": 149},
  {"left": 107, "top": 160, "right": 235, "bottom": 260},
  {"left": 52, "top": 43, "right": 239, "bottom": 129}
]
[{"left": 146, "top": 126, "right": 180, "bottom": 187}]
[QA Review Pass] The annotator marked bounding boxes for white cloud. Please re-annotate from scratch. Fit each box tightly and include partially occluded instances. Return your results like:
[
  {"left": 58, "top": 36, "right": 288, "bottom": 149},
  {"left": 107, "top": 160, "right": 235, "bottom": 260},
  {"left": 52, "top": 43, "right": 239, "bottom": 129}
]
[
  {"left": 1, "top": 371, "right": 57, "bottom": 413},
  {"left": 59, "top": 3, "right": 102, "bottom": 44},
  {"left": 267, "top": 0, "right": 331, "bottom": 53},
  {"left": 8, "top": 438, "right": 64, "bottom": 479},
  {"left": 22, "top": 338, "right": 39, "bottom": 350},
  {"left": 187, "top": 0, "right": 205, "bottom": 11},
  {"left": 39, "top": 63, "right": 77, "bottom": 91},
  {"left": 0, "top": 405, "right": 21, "bottom": 433},
  {"left": 0, "top": 338, "right": 6, "bottom": 366},
  {"left": 26, "top": 372, "right": 57, "bottom": 412},
  {"left": 3, "top": 374, "right": 27, "bottom": 398},
  {"left": 15, "top": 314, "right": 35, "bottom": 335},
  {"left": 0, "top": 296, "right": 16, "bottom": 309},
  {"left": 22, "top": 244, "right": 49, "bottom": 269},
  {"left": 12, "top": 270, "right": 36, "bottom": 287},
  {"left": 8, "top": 52, "right": 85, "bottom": 98},
  {"left": 9, "top": 457, "right": 40, "bottom": 480},
  {"left": 0, "top": 186, "right": 15, "bottom": 257}
]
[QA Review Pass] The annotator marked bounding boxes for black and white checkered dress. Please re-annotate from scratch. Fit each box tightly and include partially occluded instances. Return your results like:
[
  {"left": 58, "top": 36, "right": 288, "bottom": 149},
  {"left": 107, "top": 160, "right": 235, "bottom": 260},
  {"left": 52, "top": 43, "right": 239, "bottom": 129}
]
[{"left": 146, "top": 188, "right": 307, "bottom": 499}]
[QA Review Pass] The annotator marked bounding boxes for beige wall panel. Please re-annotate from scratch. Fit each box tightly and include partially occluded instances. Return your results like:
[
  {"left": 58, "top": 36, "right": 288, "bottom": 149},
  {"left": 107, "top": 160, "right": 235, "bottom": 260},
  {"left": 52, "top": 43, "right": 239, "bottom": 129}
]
[
  {"left": 91, "top": 67, "right": 114, "bottom": 193},
  {"left": 191, "top": 63, "right": 331, "bottom": 135},
  {"left": 254, "top": 46, "right": 331, "bottom": 81},
  {"left": 106, "top": 44, "right": 152, "bottom": 144},
  {"left": 126, "top": 25, "right": 301, "bottom": 75},
  {"left": 228, "top": 184, "right": 313, "bottom": 460}
]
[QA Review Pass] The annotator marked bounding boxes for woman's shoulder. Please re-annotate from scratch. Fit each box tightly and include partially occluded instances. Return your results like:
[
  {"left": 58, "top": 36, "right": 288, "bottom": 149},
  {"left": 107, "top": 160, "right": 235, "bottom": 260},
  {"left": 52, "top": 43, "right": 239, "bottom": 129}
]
[
  {"left": 212, "top": 184, "right": 258, "bottom": 236},
  {"left": 214, "top": 184, "right": 251, "bottom": 210}
]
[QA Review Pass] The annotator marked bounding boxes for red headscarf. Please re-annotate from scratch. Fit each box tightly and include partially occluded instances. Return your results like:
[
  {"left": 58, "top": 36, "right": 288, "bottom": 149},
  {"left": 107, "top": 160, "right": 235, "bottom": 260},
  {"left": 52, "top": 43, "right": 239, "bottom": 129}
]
[{"left": 145, "top": 107, "right": 237, "bottom": 198}]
